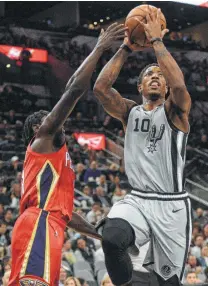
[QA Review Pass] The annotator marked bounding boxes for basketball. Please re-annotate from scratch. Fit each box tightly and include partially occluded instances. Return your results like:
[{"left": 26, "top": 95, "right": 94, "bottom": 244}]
[{"left": 125, "top": 5, "right": 166, "bottom": 48}]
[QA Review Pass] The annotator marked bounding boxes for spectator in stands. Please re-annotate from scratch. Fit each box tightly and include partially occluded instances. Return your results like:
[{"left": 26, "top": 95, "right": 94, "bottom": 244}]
[
  {"left": 74, "top": 112, "right": 85, "bottom": 130},
  {"left": 91, "top": 115, "right": 102, "bottom": 130},
  {"left": 3, "top": 209, "right": 14, "bottom": 227},
  {"left": 107, "top": 163, "right": 118, "bottom": 182},
  {"left": 204, "top": 266, "right": 208, "bottom": 283},
  {"left": 117, "top": 165, "right": 128, "bottom": 182},
  {"left": 72, "top": 144, "right": 83, "bottom": 165},
  {"left": 80, "top": 185, "right": 93, "bottom": 210},
  {"left": 98, "top": 174, "right": 109, "bottom": 194},
  {"left": 0, "top": 204, "right": 4, "bottom": 219},
  {"left": 0, "top": 183, "right": 10, "bottom": 206},
  {"left": 74, "top": 238, "right": 94, "bottom": 267},
  {"left": 80, "top": 144, "right": 90, "bottom": 166},
  {"left": 75, "top": 163, "right": 85, "bottom": 183},
  {"left": 7, "top": 157, "right": 22, "bottom": 175},
  {"left": 9, "top": 180, "right": 21, "bottom": 210},
  {"left": 59, "top": 267, "right": 67, "bottom": 286},
  {"left": 185, "top": 270, "right": 201, "bottom": 284},
  {"left": 15, "top": 171, "right": 22, "bottom": 183},
  {"left": 64, "top": 276, "right": 81, "bottom": 286},
  {"left": 116, "top": 130, "right": 124, "bottom": 144},
  {"left": 109, "top": 175, "right": 121, "bottom": 194},
  {"left": 199, "top": 134, "right": 208, "bottom": 149},
  {"left": 0, "top": 221, "right": 8, "bottom": 247},
  {"left": 101, "top": 274, "right": 114, "bottom": 286},
  {"left": 84, "top": 161, "right": 101, "bottom": 184},
  {"left": 111, "top": 188, "right": 126, "bottom": 205},
  {"left": 2, "top": 269, "right": 11, "bottom": 286},
  {"left": 2, "top": 256, "right": 11, "bottom": 272},
  {"left": 194, "top": 208, "right": 208, "bottom": 226},
  {"left": 96, "top": 150, "right": 107, "bottom": 166},
  {"left": 185, "top": 255, "right": 205, "bottom": 282},
  {"left": 86, "top": 202, "right": 102, "bottom": 225},
  {"left": 4, "top": 110, "right": 17, "bottom": 125},
  {"left": 192, "top": 222, "right": 202, "bottom": 238},
  {"left": 191, "top": 234, "right": 205, "bottom": 258},
  {"left": 198, "top": 246, "right": 208, "bottom": 268},
  {"left": 203, "top": 224, "right": 208, "bottom": 243},
  {"left": 62, "top": 239, "right": 76, "bottom": 266},
  {"left": 93, "top": 186, "right": 111, "bottom": 208}
]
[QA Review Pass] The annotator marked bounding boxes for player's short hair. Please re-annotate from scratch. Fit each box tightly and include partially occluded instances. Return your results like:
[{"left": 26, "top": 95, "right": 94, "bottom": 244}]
[
  {"left": 23, "top": 110, "right": 49, "bottom": 147},
  {"left": 137, "top": 63, "right": 159, "bottom": 86}
]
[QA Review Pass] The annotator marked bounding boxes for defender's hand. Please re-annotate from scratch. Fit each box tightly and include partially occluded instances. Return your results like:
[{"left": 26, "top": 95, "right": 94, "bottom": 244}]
[
  {"left": 123, "top": 30, "right": 145, "bottom": 52},
  {"left": 138, "top": 9, "right": 169, "bottom": 42},
  {"left": 96, "top": 23, "right": 128, "bottom": 51}
]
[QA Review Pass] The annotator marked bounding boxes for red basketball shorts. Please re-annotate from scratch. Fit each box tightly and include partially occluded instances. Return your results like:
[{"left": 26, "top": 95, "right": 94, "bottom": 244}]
[{"left": 9, "top": 207, "right": 66, "bottom": 286}]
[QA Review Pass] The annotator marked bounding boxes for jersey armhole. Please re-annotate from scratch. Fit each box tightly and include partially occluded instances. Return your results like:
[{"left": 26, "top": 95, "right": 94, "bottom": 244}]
[
  {"left": 123, "top": 104, "right": 137, "bottom": 130},
  {"left": 163, "top": 104, "right": 190, "bottom": 135}
]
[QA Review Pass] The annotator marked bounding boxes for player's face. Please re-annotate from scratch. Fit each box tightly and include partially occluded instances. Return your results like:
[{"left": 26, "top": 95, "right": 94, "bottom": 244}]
[{"left": 138, "top": 66, "right": 168, "bottom": 101}]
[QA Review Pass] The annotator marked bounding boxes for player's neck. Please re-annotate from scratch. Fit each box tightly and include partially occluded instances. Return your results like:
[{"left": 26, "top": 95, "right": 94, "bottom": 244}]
[{"left": 143, "top": 98, "right": 165, "bottom": 111}]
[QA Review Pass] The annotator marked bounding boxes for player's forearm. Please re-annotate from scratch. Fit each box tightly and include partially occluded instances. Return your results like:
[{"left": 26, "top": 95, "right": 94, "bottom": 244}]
[
  {"left": 68, "top": 212, "right": 102, "bottom": 240},
  {"left": 94, "top": 48, "right": 129, "bottom": 94},
  {"left": 65, "top": 46, "right": 104, "bottom": 93},
  {"left": 153, "top": 41, "right": 185, "bottom": 89},
  {"left": 45, "top": 47, "right": 104, "bottom": 133}
]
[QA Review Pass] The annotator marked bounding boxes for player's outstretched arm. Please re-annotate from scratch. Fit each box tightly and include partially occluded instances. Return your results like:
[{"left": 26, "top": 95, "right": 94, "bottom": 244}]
[
  {"left": 68, "top": 212, "right": 102, "bottom": 240},
  {"left": 139, "top": 9, "right": 191, "bottom": 132},
  {"left": 38, "top": 23, "right": 127, "bottom": 138},
  {"left": 93, "top": 37, "right": 139, "bottom": 128}
]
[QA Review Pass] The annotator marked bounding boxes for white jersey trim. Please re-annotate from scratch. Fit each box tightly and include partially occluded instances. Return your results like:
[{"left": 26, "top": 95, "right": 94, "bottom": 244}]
[{"left": 131, "top": 189, "right": 189, "bottom": 200}]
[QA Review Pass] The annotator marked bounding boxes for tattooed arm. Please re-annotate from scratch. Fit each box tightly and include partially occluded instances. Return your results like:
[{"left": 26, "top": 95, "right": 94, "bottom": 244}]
[
  {"left": 93, "top": 46, "right": 137, "bottom": 129},
  {"left": 153, "top": 41, "right": 191, "bottom": 132},
  {"left": 32, "top": 23, "right": 127, "bottom": 153},
  {"left": 139, "top": 9, "right": 191, "bottom": 133},
  {"left": 68, "top": 212, "right": 102, "bottom": 240}
]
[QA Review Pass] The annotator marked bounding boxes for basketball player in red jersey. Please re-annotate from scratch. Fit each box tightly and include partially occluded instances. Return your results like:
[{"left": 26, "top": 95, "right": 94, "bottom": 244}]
[{"left": 9, "top": 23, "right": 127, "bottom": 286}]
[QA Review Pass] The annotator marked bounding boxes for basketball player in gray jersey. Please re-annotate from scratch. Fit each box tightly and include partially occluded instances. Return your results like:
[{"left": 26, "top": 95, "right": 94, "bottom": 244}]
[{"left": 94, "top": 9, "right": 192, "bottom": 286}]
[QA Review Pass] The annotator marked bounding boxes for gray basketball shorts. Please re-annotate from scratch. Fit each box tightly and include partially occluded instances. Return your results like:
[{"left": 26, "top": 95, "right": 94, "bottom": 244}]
[{"left": 107, "top": 190, "right": 192, "bottom": 281}]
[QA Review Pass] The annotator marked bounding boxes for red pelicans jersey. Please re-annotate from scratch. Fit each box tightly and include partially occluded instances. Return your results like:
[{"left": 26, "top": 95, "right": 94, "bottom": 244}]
[{"left": 20, "top": 142, "right": 75, "bottom": 221}]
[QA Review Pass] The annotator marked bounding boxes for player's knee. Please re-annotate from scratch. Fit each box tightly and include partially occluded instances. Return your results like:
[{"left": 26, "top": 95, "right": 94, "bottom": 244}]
[{"left": 102, "top": 218, "right": 135, "bottom": 253}]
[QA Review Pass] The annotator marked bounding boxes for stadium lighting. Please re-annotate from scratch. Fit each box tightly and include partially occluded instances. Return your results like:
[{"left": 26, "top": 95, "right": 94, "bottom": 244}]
[
  {"left": 6, "top": 64, "right": 11, "bottom": 68},
  {"left": 94, "top": 22, "right": 98, "bottom": 25},
  {"left": 100, "top": 19, "right": 104, "bottom": 23},
  {"left": 106, "top": 16, "right": 110, "bottom": 20}
]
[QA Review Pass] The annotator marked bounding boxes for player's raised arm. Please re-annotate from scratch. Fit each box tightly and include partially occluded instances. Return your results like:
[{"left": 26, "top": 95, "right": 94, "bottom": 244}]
[
  {"left": 138, "top": 9, "right": 191, "bottom": 132},
  {"left": 93, "top": 35, "right": 142, "bottom": 127},
  {"left": 38, "top": 23, "right": 127, "bottom": 137}
]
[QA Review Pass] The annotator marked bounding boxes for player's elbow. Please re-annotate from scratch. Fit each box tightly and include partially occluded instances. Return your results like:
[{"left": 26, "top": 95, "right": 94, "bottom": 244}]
[{"left": 93, "top": 81, "right": 106, "bottom": 97}]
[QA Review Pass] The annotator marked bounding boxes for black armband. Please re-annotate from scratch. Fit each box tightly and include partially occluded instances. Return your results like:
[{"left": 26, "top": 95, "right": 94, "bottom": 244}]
[
  {"left": 150, "top": 37, "right": 163, "bottom": 44},
  {"left": 120, "top": 44, "right": 132, "bottom": 53}
]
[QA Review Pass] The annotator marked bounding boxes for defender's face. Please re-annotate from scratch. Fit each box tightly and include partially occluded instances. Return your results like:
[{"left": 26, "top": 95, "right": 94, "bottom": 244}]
[{"left": 138, "top": 66, "right": 167, "bottom": 101}]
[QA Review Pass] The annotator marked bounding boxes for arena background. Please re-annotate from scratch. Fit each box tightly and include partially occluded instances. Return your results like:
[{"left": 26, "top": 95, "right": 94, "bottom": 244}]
[{"left": 0, "top": 1, "right": 208, "bottom": 285}]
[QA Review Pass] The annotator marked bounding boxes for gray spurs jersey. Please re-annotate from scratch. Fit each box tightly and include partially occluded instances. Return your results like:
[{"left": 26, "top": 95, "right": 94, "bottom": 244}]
[{"left": 124, "top": 104, "right": 188, "bottom": 193}]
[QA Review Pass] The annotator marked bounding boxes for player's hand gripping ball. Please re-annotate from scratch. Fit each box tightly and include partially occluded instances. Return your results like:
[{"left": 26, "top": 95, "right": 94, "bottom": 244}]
[{"left": 125, "top": 5, "right": 167, "bottom": 48}]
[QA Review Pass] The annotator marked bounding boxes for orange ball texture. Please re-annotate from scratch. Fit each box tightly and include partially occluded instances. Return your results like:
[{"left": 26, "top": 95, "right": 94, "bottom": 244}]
[{"left": 125, "top": 5, "right": 166, "bottom": 48}]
